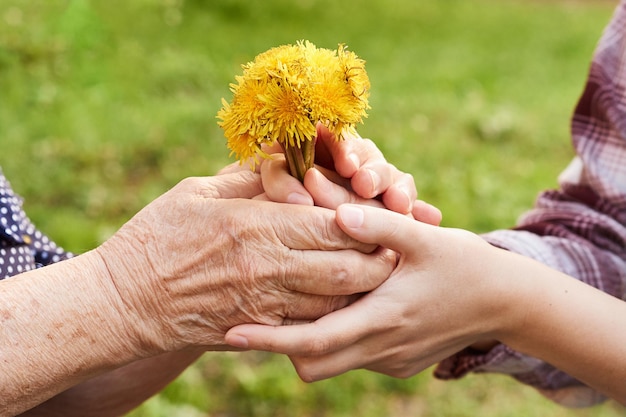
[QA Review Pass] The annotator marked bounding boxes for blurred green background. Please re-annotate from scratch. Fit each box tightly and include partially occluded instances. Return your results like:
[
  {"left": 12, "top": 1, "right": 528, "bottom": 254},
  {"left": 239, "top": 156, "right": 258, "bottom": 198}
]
[{"left": 1, "top": 0, "right": 624, "bottom": 415}]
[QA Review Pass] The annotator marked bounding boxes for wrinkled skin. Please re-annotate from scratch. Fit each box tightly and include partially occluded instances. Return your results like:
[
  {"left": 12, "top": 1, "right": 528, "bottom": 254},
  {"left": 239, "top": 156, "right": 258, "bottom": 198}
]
[
  {"left": 225, "top": 204, "right": 495, "bottom": 381},
  {"left": 97, "top": 171, "right": 395, "bottom": 355},
  {"left": 4, "top": 126, "right": 440, "bottom": 416}
]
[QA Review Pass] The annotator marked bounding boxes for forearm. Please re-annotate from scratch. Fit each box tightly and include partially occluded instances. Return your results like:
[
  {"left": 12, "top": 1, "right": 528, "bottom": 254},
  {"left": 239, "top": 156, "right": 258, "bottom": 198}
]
[
  {"left": 0, "top": 250, "right": 144, "bottom": 415},
  {"left": 20, "top": 350, "right": 203, "bottom": 417},
  {"left": 493, "top": 249, "right": 626, "bottom": 405}
]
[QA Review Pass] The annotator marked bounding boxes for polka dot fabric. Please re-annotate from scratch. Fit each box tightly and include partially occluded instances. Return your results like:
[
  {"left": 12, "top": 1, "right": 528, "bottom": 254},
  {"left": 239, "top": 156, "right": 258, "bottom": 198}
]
[{"left": 0, "top": 169, "right": 72, "bottom": 279}]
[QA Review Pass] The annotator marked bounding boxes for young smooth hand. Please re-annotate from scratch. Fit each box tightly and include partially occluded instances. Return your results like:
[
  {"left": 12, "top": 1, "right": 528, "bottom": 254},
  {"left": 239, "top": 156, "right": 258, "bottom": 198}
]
[
  {"left": 225, "top": 204, "right": 626, "bottom": 406},
  {"left": 221, "top": 123, "right": 442, "bottom": 223}
]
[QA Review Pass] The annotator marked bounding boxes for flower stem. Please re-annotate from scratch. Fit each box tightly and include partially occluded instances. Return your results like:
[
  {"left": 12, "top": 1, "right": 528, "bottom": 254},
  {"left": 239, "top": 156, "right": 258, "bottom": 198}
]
[{"left": 282, "top": 137, "right": 316, "bottom": 183}]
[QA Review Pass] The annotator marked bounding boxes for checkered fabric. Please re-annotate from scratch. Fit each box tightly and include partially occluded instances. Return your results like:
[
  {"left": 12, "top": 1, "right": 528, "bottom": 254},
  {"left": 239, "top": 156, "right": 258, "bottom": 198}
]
[{"left": 434, "top": 1, "right": 626, "bottom": 407}]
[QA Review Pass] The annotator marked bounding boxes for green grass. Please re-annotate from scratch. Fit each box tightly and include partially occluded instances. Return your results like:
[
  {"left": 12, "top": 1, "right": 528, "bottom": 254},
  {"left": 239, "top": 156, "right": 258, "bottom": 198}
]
[{"left": 1, "top": 0, "right": 623, "bottom": 415}]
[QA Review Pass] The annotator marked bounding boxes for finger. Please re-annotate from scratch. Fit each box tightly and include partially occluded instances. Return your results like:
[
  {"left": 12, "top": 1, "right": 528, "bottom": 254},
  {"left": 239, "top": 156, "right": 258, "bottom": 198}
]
[
  {"left": 310, "top": 164, "right": 352, "bottom": 190},
  {"left": 313, "top": 125, "right": 418, "bottom": 212},
  {"left": 321, "top": 127, "right": 367, "bottom": 179},
  {"left": 225, "top": 304, "right": 369, "bottom": 356},
  {"left": 226, "top": 296, "right": 394, "bottom": 382},
  {"left": 227, "top": 313, "right": 379, "bottom": 382},
  {"left": 351, "top": 159, "right": 417, "bottom": 213},
  {"left": 350, "top": 160, "right": 394, "bottom": 199},
  {"left": 337, "top": 132, "right": 389, "bottom": 185},
  {"left": 327, "top": 132, "right": 417, "bottom": 208},
  {"left": 315, "top": 125, "right": 385, "bottom": 183},
  {"left": 222, "top": 200, "right": 374, "bottom": 253},
  {"left": 261, "top": 155, "right": 314, "bottom": 206},
  {"left": 412, "top": 200, "right": 443, "bottom": 226},
  {"left": 280, "top": 246, "right": 395, "bottom": 295},
  {"left": 265, "top": 203, "right": 374, "bottom": 252},
  {"left": 281, "top": 293, "right": 360, "bottom": 322},
  {"left": 335, "top": 204, "right": 427, "bottom": 253},
  {"left": 303, "top": 168, "right": 384, "bottom": 210},
  {"left": 252, "top": 193, "right": 270, "bottom": 201},
  {"left": 289, "top": 353, "right": 358, "bottom": 382},
  {"left": 260, "top": 142, "right": 283, "bottom": 155},
  {"left": 290, "top": 340, "right": 371, "bottom": 382},
  {"left": 243, "top": 201, "right": 393, "bottom": 293},
  {"left": 379, "top": 173, "right": 417, "bottom": 214}
]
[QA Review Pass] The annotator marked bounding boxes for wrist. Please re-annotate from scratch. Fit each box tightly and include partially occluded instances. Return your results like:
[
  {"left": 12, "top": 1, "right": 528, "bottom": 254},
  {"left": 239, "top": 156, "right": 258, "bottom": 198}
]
[
  {"left": 464, "top": 243, "right": 530, "bottom": 347},
  {"left": 81, "top": 248, "right": 155, "bottom": 360},
  {"left": 0, "top": 251, "right": 147, "bottom": 413},
  {"left": 480, "top": 247, "right": 549, "bottom": 347},
  {"left": 94, "top": 236, "right": 175, "bottom": 356},
  {"left": 69, "top": 249, "right": 147, "bottom": 361}
]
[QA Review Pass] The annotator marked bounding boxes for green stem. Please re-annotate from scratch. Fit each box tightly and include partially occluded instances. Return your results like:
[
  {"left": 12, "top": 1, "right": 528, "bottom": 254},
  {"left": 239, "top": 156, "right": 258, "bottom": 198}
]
[
  {"left": 281, "top": 137, "right": 316, "bottom": 183},
  {"left": 302, "top": 138, "right": 315, "bottom": 171}
]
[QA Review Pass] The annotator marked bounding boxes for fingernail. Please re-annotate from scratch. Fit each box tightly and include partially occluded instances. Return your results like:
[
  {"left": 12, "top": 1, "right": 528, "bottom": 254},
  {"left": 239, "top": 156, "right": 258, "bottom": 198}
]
[
  {"left": 339, "top": 205, "right": 364, "bottom": 228},
  {"left": 227, "top": 334, "right": 249, "bottom": 349},
  {"left": 399, "top": 185, "right": 413, "bottom": 212},
  {"left": 367, "top": 169, "right": 381, "bottom": 193},
  {"left": 311, "top": 169, "right": 333, "bottom": 193},
  {"left": 348, "top": 153, "right": 360, "bottom": 171},
  {"left": 287, "top": 192, "right": 313, "bottom": 205}
]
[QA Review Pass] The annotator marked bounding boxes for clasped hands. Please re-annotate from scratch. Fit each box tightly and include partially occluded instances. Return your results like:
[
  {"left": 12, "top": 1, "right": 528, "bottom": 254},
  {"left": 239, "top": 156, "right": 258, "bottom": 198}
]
[
  {"left": 99, "top": 124, "right": 503, "bottom": 383},
  {"left": 222, "top": 126, "right": 504, "bottom": 382}
]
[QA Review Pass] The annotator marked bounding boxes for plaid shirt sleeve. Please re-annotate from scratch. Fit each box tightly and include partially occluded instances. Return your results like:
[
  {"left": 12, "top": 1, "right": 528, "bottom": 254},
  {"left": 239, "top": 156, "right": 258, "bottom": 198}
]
[{"left": 434, "top": 1, "right": 626, "bottom": 408}]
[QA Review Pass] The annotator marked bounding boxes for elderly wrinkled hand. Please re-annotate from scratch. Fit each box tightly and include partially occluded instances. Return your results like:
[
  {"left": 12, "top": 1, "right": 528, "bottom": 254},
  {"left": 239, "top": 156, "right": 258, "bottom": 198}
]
[{"left": 96, "top": 171, "right": 395, "bottom": 354}]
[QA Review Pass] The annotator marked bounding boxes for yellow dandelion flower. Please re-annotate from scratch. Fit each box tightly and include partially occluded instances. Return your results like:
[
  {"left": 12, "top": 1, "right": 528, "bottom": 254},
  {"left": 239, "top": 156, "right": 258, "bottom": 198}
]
[{"left": 217, "top": 40, "right": 370, "bottom": 181}]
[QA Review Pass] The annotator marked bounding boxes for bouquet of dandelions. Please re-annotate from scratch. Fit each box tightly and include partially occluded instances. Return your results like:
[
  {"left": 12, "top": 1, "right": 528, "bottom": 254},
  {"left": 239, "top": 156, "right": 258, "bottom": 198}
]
[{"left": 217, "top": 40, "right": 370, "bottom": 182}]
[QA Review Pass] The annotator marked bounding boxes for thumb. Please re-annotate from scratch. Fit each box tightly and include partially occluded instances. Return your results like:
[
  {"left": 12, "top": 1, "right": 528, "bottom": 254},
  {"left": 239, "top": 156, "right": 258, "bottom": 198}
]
[{"left": 336, "top": 204, "right": 421, "bottom": 253}]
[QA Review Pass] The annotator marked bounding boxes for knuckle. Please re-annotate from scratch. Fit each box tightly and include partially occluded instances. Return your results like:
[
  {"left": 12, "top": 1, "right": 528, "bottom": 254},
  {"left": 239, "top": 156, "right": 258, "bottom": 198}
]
[
  {"left": 361, "top": 137, "right": 375, "bottom": 149},
  {"left": 320, "top": 219, "right": 345, "bottom": 248},
  {"left": 329, "top": 265, "right": 352, "bottom": 291},
  {"left": 175, "top": 176, "right": 200, "bottom": 192},
  {"left": 263, "top": 155, "right": 285, "bottom": 175},
  {"left": 362, "top": 138, "right": 384, "bottom": 158},
  {"left": 400, "top": 171, "right": 415, "bottom": 186},
  {"left": 308, "top": 336, "right": 333, "bottom": 356}
]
